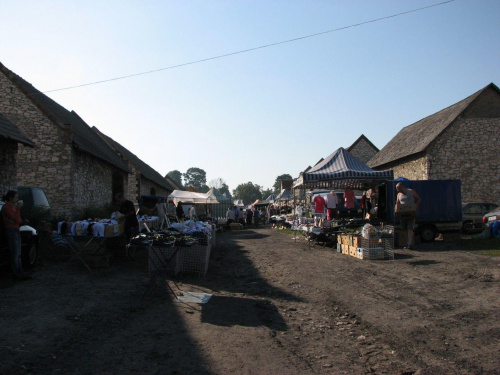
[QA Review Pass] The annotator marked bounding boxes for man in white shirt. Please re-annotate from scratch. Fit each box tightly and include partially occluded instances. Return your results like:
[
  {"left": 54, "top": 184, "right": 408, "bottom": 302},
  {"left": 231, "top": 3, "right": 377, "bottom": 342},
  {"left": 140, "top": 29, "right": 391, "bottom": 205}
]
[
  {"left": 189, "top": 205, "right": 197, "bottom": 220},
  {"left": 325, "top": 191, "right": 339, "bottom": 220},
  {"left": 226, "top": 206, "right": 236, "bottom": 228}
]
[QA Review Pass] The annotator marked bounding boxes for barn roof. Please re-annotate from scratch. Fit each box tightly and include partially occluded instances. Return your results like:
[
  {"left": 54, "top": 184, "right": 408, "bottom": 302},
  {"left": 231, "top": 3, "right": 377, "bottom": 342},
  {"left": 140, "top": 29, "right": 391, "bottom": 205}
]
[
  {"left": 0, "top": 62, "right": 129, "bottom": 172},
  {"left": 368, "top": 83, "right": 499, "bottom": 168},
  {"left": 0, "top": 112, "right": 35, "bottom": 147}
]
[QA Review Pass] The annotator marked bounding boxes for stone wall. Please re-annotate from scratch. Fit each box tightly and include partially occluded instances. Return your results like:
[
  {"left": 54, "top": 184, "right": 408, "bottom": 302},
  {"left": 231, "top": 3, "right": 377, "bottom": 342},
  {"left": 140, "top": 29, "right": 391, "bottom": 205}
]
[
  {"left": 0, "top": 140, "right": 17, "bottom": 194},
  {"left": 72, "top": 151, "right": 117, "bottom": 219},
  {"left": 349, "top": 140, "right": 378, "bottom": 164},
  {"left": 389, "top": 155, "right": 429, "bottom": 181},
  {"left": 140, "top": 178, "right": 172, "bottom": 200},
  {"left": 428, "top": 118, "right": 500, "bottom": 204},
  {"left": 0, "top": 71, "right": 74, "bottom": 215}
]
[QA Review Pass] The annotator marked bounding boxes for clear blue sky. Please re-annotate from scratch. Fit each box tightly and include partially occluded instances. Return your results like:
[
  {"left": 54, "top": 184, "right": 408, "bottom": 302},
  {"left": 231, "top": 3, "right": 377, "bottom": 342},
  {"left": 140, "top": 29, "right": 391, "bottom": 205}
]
[{"left": 1, "top": 0, "right": 499, "bottom": 192}]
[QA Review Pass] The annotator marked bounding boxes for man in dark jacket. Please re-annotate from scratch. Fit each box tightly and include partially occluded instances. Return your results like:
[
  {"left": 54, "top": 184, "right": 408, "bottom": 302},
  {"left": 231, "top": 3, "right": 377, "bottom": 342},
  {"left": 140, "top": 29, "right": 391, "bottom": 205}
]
[{"left": 115, "top": 193, "right": 139, "bottom": 242}]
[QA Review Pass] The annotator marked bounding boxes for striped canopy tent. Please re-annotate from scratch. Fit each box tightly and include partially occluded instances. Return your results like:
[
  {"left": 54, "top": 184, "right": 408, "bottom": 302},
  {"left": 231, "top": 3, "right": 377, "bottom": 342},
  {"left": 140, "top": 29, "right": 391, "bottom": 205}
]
[{"left": 293, "top": 147, "right": 393, "bottom": 190}]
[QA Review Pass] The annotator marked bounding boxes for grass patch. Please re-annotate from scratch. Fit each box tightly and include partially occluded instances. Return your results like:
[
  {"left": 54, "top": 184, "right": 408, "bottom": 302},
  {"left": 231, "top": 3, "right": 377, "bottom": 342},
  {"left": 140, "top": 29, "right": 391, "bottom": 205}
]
[
  {"left": 457, "top": 238, "right": 500, "bottom": 256},
  {"left": 275, "top": 228, "right": 295, "bottom": 235}
]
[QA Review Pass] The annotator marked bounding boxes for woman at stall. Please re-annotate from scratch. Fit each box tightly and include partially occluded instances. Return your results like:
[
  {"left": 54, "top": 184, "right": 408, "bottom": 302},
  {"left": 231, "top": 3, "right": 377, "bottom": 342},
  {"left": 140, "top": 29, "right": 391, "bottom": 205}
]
[{"left": 1, "top": 190, "right": 31, "bottom": 280}]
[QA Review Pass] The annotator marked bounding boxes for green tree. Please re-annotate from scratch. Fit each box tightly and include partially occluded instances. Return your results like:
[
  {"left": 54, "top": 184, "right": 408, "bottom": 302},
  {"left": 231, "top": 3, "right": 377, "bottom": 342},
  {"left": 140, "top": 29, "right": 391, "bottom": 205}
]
[
  {"left": 208, "top": 178, "right": 230, "bottom": 196},
  {"left": 183, "top": 167, "right": 207, "bottom": 191},
  {"left": 233, "top": 182, "right": 263, "bottom": 205},
  {"left": 261, "top": 188, "right": 274, "bottom": 199},
  {"left": 166, "top": 170, "right": 183, "bottom": 186},
  {"left": 273, "top": 174, "right": 293, "bottom": 194}
]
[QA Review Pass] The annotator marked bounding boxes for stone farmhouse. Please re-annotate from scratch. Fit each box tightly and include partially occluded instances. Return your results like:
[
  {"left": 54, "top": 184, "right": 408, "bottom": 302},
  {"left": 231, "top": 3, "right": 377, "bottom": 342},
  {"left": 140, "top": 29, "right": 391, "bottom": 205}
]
[
  {"left": 0, "top": 112, "right": 35, "bottom": 193},
  {"left": 0, "top": 62, "right": 178, "bottom": 218},
  {"left": 347, "top": 134, "right": 379, "bottom": 165},
  {"left": 368, "top": 83, "right": 500, "bottom": 204}
]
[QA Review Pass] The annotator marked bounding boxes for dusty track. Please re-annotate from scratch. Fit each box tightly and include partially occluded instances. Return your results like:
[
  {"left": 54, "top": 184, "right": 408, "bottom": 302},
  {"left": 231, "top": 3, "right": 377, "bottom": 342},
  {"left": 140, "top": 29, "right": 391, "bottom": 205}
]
[{"left": 1, "top": 225, "right": 499, "bottom": 374}]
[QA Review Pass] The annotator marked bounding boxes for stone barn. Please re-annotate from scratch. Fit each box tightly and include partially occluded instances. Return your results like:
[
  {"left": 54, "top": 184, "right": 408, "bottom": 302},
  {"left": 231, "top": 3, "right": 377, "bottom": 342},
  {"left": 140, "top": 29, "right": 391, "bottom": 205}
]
[
  {"left": 93, "top": 127, "right": 176, "bottom": 202},
  {"left": 0, "top": 62, "right": 130, "bottom": 218},
  {"left": 368, "top": 83, "right": 500, "bottom": 204}
]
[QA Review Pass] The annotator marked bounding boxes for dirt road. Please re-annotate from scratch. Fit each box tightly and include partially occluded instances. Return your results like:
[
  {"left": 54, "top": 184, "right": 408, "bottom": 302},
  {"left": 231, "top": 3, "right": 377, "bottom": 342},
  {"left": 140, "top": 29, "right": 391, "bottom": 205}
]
[{"left": 1, "top": 226, "right": 499, "bottom": 374}]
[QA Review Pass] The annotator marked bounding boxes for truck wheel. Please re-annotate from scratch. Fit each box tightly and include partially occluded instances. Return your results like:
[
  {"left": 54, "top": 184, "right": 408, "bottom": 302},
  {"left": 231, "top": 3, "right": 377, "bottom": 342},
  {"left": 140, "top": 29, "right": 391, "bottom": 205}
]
[
  {"left": 420, "top": 225, "right": 436, "bottom": 242},
  {"left": 22, "top": 242, "right": 38, "bottom": 269},
  {"left": 462, "top": 221, "right": 474, "bottom": 233}
]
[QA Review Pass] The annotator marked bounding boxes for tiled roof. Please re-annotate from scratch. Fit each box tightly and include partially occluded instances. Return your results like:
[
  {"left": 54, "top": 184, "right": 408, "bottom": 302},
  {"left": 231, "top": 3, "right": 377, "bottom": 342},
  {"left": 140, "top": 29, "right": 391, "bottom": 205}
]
[
  {"left": 93, "top": 127, "right": 174, "bottom": 191},
  {"left": 368, "top": 83, "right": 499, "bottom": 168},
  {"left": 0, "top": 62, "right": 129, "bottom": 172},
  {"left": 0, "top": 112, "right": 35, "bottom": 147}
]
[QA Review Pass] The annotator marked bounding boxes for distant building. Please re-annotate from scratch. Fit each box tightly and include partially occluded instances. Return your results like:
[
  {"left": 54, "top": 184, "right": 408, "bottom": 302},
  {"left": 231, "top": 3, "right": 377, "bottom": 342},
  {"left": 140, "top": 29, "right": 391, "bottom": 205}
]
[{"left": 347, "top": 134, "right": 379, "bottom": 165}]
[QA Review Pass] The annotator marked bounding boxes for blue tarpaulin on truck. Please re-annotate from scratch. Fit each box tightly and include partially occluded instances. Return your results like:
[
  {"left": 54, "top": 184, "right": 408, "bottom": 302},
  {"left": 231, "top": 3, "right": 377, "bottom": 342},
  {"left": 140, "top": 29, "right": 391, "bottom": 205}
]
[{"left": 385, "top": 180, "right": 462, "bottom": 223}]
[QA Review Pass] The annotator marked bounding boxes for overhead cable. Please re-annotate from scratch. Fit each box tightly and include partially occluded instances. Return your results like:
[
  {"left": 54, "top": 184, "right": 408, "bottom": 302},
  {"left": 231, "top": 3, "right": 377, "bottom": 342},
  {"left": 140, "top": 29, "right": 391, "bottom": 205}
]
[{"left": 43, "top": 0, "right": 455, "bottom": 94}]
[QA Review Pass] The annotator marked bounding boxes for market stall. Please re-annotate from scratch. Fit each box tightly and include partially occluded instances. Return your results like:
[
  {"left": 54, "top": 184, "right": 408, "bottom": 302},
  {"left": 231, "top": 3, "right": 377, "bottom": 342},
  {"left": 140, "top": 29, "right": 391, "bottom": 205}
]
[{"left": 292, "top": 147, "right": 395, "bottom": 259}]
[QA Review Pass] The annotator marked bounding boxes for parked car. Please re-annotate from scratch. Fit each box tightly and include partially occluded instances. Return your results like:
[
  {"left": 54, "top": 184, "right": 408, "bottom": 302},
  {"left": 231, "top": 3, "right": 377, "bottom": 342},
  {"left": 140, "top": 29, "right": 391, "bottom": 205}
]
[
  {"left": 482, "top": 206, "right": 500, "bottom": 226},
  {"left": 0, "top": 201, "right": 39, "bottom": 269},
  {"left": 462, "top": 202, "right": 498, "bottom": 232},
  {"left": 17, "top": 186, "right": 51, "bottom": 225}
]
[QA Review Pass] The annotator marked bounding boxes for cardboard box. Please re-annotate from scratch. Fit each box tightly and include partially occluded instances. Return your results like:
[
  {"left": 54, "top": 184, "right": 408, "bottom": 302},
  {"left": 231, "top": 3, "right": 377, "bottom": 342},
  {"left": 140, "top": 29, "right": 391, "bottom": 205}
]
[
  {"left": 349, "top": 245, "right": 357, "bottom": 257},
  {"left": 351, "top": 235, "right": 362, "bottom": 248},
  {"left": 357, "top": 247, "right": 385, "bottom": 260},
  {"left": 341, "top": 244, "right": 349, "bottom": 255},
  {"left": 104, "top": 222, "right": 125, "bottom": 237}
]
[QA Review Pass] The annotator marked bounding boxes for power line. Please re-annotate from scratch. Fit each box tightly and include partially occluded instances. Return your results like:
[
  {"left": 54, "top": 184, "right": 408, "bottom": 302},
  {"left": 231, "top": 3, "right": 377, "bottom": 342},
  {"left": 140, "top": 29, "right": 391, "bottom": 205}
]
[{"left": 43, "top": 0, "right": 455, "bottom": 94}]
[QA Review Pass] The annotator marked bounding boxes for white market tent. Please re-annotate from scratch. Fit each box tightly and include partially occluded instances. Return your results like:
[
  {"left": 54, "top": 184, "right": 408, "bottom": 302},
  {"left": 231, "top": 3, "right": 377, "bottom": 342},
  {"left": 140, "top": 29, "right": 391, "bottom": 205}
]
[
  {"left": 168, "top": 190, "right": 219, "bottom": 205},
  {"left": 233, "top": 199, "right": 245, "bottom": 207},
  {"left": 206, "top": 188, "right": 231, "bottom": 218},
  {"left": 293, "top": 147, "right": 393, "bottom": 190}
]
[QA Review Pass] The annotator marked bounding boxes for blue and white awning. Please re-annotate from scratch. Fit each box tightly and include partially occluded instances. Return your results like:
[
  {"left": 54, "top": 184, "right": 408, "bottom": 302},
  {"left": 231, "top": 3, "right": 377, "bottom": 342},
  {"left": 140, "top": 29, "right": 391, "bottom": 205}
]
[{"left": 294, "top": 148, "right": 393, "bottom": 189}]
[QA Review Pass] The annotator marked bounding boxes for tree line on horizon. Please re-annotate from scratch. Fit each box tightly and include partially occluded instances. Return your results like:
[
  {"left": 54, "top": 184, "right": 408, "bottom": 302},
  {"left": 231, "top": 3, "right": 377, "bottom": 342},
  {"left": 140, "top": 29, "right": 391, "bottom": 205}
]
[{"left": 165, "top": 168, "right": 292, "bottom": 205}]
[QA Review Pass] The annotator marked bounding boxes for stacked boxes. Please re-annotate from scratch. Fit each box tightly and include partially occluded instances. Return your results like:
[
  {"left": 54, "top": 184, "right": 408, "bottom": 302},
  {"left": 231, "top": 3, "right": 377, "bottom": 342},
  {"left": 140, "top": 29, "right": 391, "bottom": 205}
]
[
  {"left": 337, "top": 234, "right": 363, "bottom": 257},
  {"left": 336, "top": 228, "right": 394, "bottom": 260}
]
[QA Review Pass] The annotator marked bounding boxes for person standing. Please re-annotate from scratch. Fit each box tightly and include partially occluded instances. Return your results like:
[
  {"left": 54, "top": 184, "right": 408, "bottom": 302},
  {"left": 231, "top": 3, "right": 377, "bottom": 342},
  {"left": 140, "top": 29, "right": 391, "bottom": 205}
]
[
  {"left": 1, "top": 190, "right": 30, "bottom": 280},
  {"left": 115, "top": 193, "right": 139, "bottom": 242},
  {"left": 246, "top": 208, "right": 253, "bottom": 226},
  {"left": 154, "top": 199, "right": 167, "bottom": 228},
  {"left": 395, "top": 182, "right": 422, "bottom": 250},
  {"left": 226, "top": 206, "right": 236, "bottom": 228},
  {"left": 325, "top": 191, "right": 339, "bottom": 220},
  {"left": 254, "top": 208, "right": 260, "bottom": 227},
  {"left": 175, "top": 202, "right": 184, "bottom": 220},
  {"left": 189, "top": 204, "right": 197, "bottom": 220},
  {"left": 238, "top": 208, "right": 246, "bottom": 227}
]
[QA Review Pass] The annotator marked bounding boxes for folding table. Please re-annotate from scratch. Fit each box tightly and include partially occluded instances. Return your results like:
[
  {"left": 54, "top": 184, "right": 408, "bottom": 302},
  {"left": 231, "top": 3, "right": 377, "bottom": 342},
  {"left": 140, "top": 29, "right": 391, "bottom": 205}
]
[{"left": 142, "top": 244, "right": 182, "bottom": 298}]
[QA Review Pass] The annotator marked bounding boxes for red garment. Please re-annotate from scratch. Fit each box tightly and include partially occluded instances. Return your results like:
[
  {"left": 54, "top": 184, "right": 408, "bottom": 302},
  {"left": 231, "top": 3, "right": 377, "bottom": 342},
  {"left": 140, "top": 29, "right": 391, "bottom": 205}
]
[
  {"left": 313, "top": 195, "right": 326, "bottom": 213},
  {"left": 344, "top": 189, "right": 355, "bottom": 209},
  {"left": 1, "top": 203, "right": 22, "bottom": 230}
]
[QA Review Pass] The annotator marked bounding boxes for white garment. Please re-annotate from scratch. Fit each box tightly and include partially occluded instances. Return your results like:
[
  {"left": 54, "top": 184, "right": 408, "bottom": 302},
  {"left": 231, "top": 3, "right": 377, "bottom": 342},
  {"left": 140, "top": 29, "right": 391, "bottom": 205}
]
[{"left": 325, "top": 192, "right": 338, "bottom": 209}]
